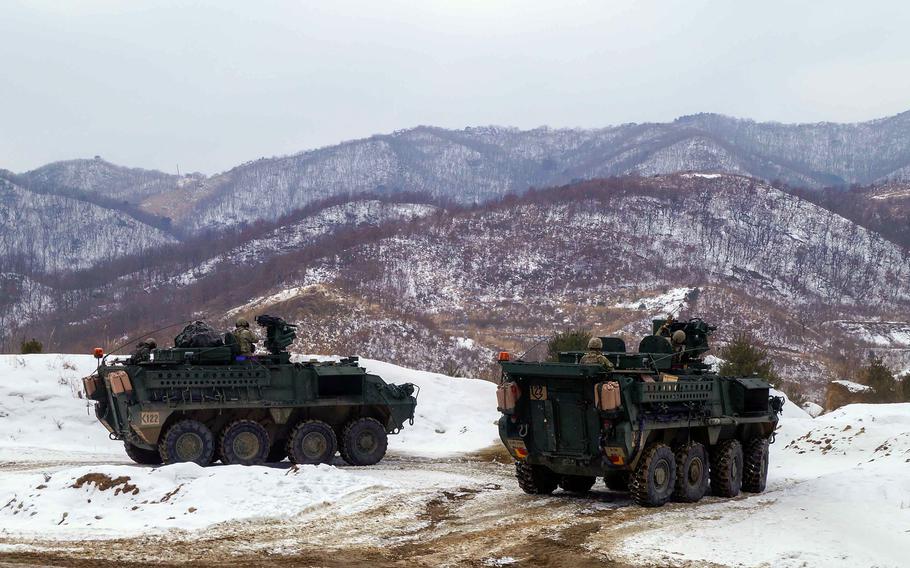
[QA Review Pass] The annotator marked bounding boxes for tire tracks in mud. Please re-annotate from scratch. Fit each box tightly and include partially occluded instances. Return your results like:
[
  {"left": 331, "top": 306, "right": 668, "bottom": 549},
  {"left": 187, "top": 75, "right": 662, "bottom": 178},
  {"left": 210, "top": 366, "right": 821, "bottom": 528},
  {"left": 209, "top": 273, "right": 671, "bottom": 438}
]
[{"left": 0, "top": 451, "right": 669, "bottom": 567}]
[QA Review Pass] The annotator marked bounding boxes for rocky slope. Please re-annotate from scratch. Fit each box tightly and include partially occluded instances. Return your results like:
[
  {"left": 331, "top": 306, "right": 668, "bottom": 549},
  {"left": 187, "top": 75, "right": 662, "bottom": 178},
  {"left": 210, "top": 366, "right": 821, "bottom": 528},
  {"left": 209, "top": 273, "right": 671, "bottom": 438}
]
[{"left": 8, "top": 174, "right": 908, "bottom": 398}]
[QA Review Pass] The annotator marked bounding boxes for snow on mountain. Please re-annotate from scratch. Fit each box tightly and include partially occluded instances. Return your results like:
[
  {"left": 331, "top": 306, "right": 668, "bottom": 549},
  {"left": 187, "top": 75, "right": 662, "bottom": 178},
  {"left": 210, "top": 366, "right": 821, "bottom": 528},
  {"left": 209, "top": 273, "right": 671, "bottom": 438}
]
[
  {"left": 17, "top": 158, "right": 182, "bottom": 203},
  {"left": 90, "top": 110, "right": 910, "bottom": 232},
  {"left": 214, "top": 174, "right": 908, "bottom": 386},
  {"left": 170, "top": 200, "right": 437, "bottom": 287},
  {"left": 0, "top": 179, "right": 178, "bottom": 274}
]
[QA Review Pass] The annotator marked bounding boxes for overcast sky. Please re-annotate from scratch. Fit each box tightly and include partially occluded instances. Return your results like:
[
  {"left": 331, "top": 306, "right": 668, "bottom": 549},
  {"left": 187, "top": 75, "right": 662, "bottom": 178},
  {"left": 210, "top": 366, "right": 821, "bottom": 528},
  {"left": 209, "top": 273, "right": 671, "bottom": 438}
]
[{"left": 2, "top": 0, "right": 909, "bottom": 174}]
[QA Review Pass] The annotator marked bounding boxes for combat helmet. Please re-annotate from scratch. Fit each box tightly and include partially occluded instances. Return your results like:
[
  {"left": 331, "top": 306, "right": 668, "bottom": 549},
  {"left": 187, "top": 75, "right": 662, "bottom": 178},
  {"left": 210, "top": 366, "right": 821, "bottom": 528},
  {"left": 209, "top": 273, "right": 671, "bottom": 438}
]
[
  {"left": 671, "top": 330, "right": 686, "bottom": 345},
  {"left": 587, "top": 337, "right": 603, "bottom": 350},
  {"left": 236, "top": 318, "right": 250, "bottom": 328}
]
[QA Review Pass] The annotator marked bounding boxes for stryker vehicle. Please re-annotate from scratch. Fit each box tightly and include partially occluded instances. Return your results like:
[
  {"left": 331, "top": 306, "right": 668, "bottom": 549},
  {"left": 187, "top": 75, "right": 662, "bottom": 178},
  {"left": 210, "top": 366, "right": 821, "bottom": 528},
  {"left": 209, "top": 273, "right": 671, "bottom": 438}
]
[
  {"left": 83, "top": 315, "right": 417, "bottom": 467},
  {"left": 496, "top": 318, "right": 783, "bottom": 507}
]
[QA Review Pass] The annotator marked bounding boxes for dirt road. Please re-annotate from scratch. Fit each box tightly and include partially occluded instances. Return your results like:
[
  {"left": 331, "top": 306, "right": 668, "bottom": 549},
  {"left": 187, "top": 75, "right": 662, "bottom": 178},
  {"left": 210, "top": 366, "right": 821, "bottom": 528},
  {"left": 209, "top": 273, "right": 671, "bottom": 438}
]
[{"left": 0, "top": 447, "right": 699, "bottom": 568}]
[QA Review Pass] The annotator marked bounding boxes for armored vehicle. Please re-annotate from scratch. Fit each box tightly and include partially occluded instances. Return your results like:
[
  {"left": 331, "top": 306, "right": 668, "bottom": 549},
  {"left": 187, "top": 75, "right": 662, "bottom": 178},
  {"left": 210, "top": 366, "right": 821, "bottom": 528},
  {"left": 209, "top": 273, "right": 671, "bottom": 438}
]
[
  {"left": 84, "top": 315, "right": 417, "bottom": 467},
  {"left": 496, "top": 318, "right": 783, "bottom": 506}
]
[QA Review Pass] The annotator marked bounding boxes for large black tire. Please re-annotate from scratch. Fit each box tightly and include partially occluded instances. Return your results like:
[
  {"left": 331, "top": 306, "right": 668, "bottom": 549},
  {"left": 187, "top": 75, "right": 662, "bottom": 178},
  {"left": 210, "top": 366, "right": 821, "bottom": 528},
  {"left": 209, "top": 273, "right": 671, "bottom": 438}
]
[
  {"left": 710, "top": 439, "right": 744, "bottom": 497},
  {"left": 603, "top": 471, "right": 630, "bottom": 492},
  {"left": 630, "top": 443, "right": 677, "bottom": 507},
  {"left": 515, "top": 461, "right": 558, "bottom": 495},
  {"left": 559, "top": 475, "right": 596, "bottom": 494},
  {"left": 742, "top": 437, "right": 770, "bottom": 493},
  {"left": 158, "top": 419, "right": 215, "bottom": 466},
  {"left": 219, "top": 420, "right": 270, "bottom": 466},
  {"left": 287, "top": 420, "right": 337, "bottom": 465},
  {"left": 267, "top": 441, "right": 288, "bottom": 463},
  {"left": 673, "top": 442, "right": 709, "bottom": 502},
  {"left": 124, "top": 441, "right": 162, "bottom": 465},
  {"left": 340, "top": 418, "right": 388, "bottom": 466}
]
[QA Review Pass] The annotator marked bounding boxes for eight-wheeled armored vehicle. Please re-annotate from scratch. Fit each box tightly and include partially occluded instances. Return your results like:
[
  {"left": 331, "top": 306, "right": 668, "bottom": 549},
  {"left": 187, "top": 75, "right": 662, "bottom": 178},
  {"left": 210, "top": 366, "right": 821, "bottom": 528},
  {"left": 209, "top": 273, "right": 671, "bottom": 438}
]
[
  {"left": 496, "top": 318, "right": 783, "bottom": 506},
  {"left": 84, "top": 315, "right": 417, "bottom": 467}
]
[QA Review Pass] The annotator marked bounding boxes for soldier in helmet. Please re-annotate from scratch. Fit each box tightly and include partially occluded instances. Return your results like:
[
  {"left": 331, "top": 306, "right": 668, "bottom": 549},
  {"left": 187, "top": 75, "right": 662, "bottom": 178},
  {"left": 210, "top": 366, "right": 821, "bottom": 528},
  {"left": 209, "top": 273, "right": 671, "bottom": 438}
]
[
  {"left": 670, "top": 330, "right": 687, "bottom": 364},
  {"left": 131, "top": 338, "right": 157, "bottom": 362},
  {"left": 579, "top": 337, "right": 615, "bottom": 370},
  {"left": 234, "top": 318, "right": 258, "bottom": 355}
]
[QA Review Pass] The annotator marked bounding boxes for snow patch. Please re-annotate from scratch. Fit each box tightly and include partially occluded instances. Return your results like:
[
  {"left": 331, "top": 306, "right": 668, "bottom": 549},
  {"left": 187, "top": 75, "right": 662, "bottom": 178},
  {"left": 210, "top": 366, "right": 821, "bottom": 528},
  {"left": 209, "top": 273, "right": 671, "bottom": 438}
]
[{"left": 831, "top": 379, "right": 872, "bottom": 394}]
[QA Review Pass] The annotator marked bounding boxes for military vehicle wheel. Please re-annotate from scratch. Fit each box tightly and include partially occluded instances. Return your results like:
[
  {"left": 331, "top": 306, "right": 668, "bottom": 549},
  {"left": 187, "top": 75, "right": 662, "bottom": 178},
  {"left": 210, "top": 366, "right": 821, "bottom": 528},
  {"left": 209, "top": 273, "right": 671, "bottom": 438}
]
[
  {"left": 742, "top": 437, "right": 770, "bottom": 493},
  {"left": 559, "top": 475, "right": 596, "bottom": 493},
  {"left": 340, "top": 418, "right": 388, "bottom": 466},
  {"left": 710, "top": 439, "right": 743, "bottom": 497},
  {"left": 603, "top": 471, "right": 630, "bottom": 492},
  {"left": 267, "top": 442, "right": 288, "bottom": 463},
  {"left": 287, "top": 420, "right": 337, "bottom": 465},
  {"left": 124, "top": 441, "right": 162, "bottom": 465},
  {"left": 515, "top": 461, "right": 558, "bottom": 495},
  {"left": 630, "top": 443, "right": 676, "bottom": 507},
  {"left": 673, "top": 442, "right": 709, "bottom": 502},
  {"left": 158, "top": 419, "right": 215, "bottom": 466},
  {"left": 220, "top": 420, "right": 270, "bottom": 466}
]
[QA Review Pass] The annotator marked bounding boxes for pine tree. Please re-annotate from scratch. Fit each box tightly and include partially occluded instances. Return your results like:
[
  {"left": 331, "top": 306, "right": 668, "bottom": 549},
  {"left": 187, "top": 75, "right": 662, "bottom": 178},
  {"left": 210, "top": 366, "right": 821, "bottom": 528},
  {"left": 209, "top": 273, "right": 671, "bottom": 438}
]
[
  {"left": 858, "top": 355, "right": 897, "bottom": 403},
  {"left": 718, "top": 333, "right": 780, "bottom": 385},
  {"left": 547, "top": 328, "right": 592, "bottom": 362}
]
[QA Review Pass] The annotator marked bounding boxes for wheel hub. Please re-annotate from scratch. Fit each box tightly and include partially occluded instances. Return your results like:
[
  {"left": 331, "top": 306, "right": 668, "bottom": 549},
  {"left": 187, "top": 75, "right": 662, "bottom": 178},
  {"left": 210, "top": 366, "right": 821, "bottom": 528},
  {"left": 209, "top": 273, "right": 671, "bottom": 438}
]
[
  {"left": 357, "top": 431, "right": 377, "bottom": 452},
  {"left": 175, "top": 432, "right": 203, "bottom": 461},
  {"left": 302, "top": 432, "right": 327, "bottom": 457},
  {"left": 233, "top": 431, "right": 260, "bottom": 460}
]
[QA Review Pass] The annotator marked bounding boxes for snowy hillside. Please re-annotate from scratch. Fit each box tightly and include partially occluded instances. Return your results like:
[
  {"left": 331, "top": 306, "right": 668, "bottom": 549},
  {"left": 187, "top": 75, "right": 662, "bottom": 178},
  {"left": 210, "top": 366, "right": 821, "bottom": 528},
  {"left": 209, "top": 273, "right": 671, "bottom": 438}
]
[
  {"left": 207, "top": 174, "right": 910, "bottom": 387},
  {"left": 169, "top": 200, "right": 437, "bottom": 287},
  {"left": 16, "top": 158, "right": 182, "bottom": 202},
  {"left": 0, "top": 179, "right": 177, "bottom": 274},
  {"left": 173, "top": 110, "right": 910, "bottom": 230}
]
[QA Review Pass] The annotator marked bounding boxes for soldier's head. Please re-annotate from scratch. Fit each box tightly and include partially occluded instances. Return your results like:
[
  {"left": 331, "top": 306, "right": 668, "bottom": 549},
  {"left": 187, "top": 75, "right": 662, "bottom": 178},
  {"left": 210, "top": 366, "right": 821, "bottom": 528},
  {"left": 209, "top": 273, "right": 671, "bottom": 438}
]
[
  {"left": 145, "top": 338, "right": 157, "bottom": 349},
  {"left": 672, "top": 330, "right": 686, "bottom": 345},
  {"left": 236, "top": 318, "right": 249, "bottom": 329},
  {"left": 587, "top": 337, "right": 603, "bottom": 351}
]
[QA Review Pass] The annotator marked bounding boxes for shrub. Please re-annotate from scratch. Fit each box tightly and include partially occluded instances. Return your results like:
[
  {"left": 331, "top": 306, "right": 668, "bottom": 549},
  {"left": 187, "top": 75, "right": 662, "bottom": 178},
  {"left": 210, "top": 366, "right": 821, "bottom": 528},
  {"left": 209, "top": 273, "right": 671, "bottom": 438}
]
[
  {"left": 858, "top": 355, "right": 898, "bottom": 403},
  {"left": 20, "top": 338, "right": 43, "bottom": 354},
  {"left": 547, "top": 328, "right": 592, "bottom": 362}
]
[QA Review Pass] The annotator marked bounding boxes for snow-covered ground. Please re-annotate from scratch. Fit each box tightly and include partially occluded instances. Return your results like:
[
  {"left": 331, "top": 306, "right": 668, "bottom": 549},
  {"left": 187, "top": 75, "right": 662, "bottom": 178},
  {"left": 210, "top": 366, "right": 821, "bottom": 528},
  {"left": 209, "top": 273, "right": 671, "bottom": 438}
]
[
  {"left": 0, "top": 354, "right": 498, "bottom": 540},
  {"left": 617, "top": 398, "right": 910, "bottom": 568},
  {"left": 1, "top": 354, "right": 909, "bottom": 567}
]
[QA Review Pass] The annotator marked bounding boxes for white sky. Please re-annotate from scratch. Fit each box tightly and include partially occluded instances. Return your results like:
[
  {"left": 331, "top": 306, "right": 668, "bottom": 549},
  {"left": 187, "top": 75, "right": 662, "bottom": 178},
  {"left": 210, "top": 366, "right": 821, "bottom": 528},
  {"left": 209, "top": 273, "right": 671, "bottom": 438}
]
[{"left": 2, "top": 0, "right": 909, "bottom": 174}]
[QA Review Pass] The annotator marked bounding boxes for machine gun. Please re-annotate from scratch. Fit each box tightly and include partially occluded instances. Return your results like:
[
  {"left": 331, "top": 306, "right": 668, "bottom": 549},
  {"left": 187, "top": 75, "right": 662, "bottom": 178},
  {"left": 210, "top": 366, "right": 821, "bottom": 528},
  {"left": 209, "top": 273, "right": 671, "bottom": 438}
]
[{"left": 255, "top": 314, "right": 298, "bottom": 354}]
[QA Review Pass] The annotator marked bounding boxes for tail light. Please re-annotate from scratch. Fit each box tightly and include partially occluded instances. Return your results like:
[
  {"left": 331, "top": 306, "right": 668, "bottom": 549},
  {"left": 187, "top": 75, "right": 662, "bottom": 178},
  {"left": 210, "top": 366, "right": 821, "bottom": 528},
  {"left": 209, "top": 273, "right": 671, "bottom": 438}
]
[
  {"left": 498, "top": 351, "right": 511, "bottom": 362},
  {"left": 93, "top": 347, "right": 104, "bottom": 359}
]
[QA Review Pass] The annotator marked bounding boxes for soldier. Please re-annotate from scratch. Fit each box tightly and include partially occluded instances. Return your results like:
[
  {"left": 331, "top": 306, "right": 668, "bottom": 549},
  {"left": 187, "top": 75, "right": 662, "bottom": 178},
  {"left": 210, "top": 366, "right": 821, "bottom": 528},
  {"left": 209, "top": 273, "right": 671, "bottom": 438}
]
[
  {"left": 579, "top": 337, "right": 614, "bottom": 370},
  {"left": 131, "top": 338, "right": 156, "bottom": 362},
  {"left": 670, "top": 329, "right": 687, "bottom": 365},
  {"left": 234, "top": 318, "right": 258, "bottom": 355}
]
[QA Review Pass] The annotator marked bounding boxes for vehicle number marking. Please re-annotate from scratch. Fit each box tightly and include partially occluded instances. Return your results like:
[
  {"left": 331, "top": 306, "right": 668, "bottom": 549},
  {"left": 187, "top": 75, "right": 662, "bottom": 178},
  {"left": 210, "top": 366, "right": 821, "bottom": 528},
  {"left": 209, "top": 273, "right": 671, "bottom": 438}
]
[
  {"left": 530, "top": 385, "right": 547, "bottom": 401},
  {"left": 140, "top": 412, "right": 161, "bottom": 426}
]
